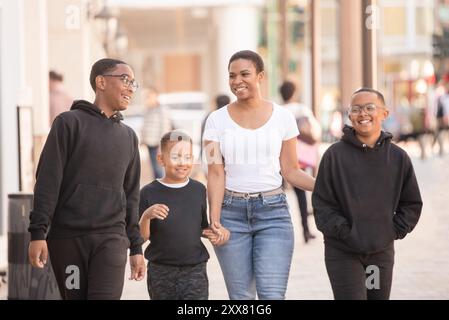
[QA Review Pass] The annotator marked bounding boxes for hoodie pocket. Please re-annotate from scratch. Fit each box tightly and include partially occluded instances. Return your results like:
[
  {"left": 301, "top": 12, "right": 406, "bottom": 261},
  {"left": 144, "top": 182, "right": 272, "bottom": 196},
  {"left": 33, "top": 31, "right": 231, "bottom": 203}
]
[
  {"left": 343, "top": 216, "right": 397, "bottom": 253},
  {"left": 62, "top": 184, "right": 126, "bottom": 229}
]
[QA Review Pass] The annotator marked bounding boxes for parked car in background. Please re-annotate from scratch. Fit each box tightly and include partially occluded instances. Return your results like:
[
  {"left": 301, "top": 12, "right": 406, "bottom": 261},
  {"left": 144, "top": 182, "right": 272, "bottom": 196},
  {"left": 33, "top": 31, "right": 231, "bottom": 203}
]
[{"left": 123, "top": 91, "right": 208, "bottom": 161}]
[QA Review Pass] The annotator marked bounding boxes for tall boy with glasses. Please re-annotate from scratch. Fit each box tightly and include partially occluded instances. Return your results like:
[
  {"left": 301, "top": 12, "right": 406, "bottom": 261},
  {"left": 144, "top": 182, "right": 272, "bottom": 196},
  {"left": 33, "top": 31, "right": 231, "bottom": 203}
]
[
  {"left": 28, "top": 58, "right": 145, "bottom": 299},
  {"left": 312, "top": 87, "right": 423, "bottom": 300}
]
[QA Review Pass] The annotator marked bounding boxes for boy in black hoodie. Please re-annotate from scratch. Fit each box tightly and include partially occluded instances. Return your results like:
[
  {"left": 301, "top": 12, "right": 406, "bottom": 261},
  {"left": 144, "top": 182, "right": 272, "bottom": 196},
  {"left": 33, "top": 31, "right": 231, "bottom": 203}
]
[
  {"left": 312, "top": 88, "right": 422, "bottom": 300},
  {"left": 28, "top": 59, "right": 145, "bottom": 299}
]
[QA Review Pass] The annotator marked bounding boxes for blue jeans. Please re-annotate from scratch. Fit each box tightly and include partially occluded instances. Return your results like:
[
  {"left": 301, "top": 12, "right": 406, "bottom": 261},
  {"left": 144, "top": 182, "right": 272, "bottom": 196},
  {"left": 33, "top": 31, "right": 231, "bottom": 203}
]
[{"left": 214, "top": 192, "right": 294, "bottom": 300}]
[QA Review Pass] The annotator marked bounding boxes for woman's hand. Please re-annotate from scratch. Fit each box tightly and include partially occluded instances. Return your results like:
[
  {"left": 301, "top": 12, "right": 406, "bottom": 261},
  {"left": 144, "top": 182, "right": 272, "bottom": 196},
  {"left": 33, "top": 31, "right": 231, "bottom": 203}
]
[{"left": 209, "top": 222, "right": 230, "bottom": 246}]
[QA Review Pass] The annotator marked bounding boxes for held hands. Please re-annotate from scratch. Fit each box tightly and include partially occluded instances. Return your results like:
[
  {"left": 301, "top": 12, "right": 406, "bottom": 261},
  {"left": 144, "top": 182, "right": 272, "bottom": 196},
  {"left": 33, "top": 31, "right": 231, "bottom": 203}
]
[
  {"left": 203, "top": 222, "right": 230, "bottom": 247},
  {"left": 129, "top": 254, "right": 145, "bottom": 281},
  {"left": 143, "top": 204, "right": 169, "bottom": 221},
  {"left": 202, "top": 227, "right": 219, "bottom": 243},
  {"left": 28, "top": 240, "right": 48, "bottom": 268}
]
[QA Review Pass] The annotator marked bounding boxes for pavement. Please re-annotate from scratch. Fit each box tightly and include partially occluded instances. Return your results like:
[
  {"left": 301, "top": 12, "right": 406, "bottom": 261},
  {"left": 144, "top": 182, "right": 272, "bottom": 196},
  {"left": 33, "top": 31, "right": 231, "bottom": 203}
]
[{"left": 2, "top": 141, "right": 449, "bottom": 300}]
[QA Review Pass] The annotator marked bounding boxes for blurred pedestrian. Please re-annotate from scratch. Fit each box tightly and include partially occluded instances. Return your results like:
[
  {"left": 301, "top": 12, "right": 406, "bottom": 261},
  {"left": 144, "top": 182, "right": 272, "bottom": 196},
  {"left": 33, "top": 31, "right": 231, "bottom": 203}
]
[
  {"left": 29, "top": 58, "right": 145, "bottom": 299},
  {"left": 435, "top": 80, "right": 449, "bottom": 156},
  {"left": 329, "top": 110, "right": 343, "bottom": 141},
  {"left": 312, "top": 87, "right": 422, "bottom": 300},
  {"left": 141, "top": 87, "right": 172, "bottom": 179},
  {"left": 203, "top": 50, "right": 315, "bottom": 300},
  {"left": 279, "top": 80, "right": 320, "bottom": 243},
  {"left": 49, "top": 70, "right": 73, "bottom": 124}
]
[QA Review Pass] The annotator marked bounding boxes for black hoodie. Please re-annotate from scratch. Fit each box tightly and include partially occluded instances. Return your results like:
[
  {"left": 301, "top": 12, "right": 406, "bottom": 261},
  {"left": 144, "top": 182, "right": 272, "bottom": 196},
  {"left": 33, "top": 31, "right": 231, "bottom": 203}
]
[
  {"left": 312, "top": 125, "right": 422, "bottom": 254},
  {"left": 28, "top": 100, "right": 143, "bottom": 255}
]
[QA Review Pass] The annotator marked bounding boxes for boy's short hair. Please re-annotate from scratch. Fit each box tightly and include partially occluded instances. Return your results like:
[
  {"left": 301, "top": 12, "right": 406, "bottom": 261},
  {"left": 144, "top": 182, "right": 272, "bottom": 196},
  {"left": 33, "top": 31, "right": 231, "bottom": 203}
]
[
  {"left": 352, "top": 87, "right": 386, "bottom": 106},
  {"left": 89, "top": 58, "right": 127, "bottom": 92},
  {"left": 160, "top": 130, "right": 193, "bottom": 152}
]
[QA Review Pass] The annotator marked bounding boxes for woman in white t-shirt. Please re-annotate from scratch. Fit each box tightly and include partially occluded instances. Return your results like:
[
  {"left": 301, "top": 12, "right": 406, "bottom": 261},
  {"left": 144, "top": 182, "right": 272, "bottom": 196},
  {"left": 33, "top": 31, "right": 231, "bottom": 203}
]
[{"left": 203, "top": 50, "right": 315, "bottom": 300}]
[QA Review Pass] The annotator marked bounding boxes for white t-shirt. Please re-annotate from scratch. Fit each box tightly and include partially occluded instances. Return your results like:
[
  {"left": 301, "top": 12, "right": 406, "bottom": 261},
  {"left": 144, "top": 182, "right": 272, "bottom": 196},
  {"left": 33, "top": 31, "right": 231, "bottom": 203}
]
[
  {"left": 203, "top": 103, "right": 299, "bottom": 193},
  {"left": 157, "top": 178, "right": 190, "bottom": 188}
]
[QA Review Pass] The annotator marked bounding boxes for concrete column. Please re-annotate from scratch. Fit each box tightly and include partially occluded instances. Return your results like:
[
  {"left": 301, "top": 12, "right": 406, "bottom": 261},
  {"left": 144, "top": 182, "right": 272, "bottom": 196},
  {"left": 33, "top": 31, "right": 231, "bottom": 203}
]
[
  {"left": 213, "top": 5, "right": 260, "bottom": 96},
  {"left": 0, "top": 0, "right": 24, "bottom": 268},
  {"left": 339, "top": 0, "right": 363, "bottom": 110},
  {"left": 406, "top": 0, "right": 416, "bottom": 50},
  {"left": 279, "top": 0, "right": 288, "bottom": 81},
  {"left": 362, "top": 0, "right": 378, "bottom": 89},
  {"left": 47, "top": 0, "right": 105, "bottom": 101},
  {"left": 24, "top": 0, "right": 49, "bottom": 135},
  {"left": 302, "top": 51, "right": 312, "bottom": 110},
  {"left": 311, "top": 0, "right": 321, "bottom": 119}
]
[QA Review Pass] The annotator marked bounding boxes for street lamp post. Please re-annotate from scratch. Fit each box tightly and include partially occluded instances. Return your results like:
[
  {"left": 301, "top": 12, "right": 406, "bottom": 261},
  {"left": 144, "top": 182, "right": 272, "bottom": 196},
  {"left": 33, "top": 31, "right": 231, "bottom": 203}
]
[
  {"left": 362, "top": 0, "right": 378, "bottom": 88},
  {"left": 311, "top": 0, "right": 321, "bottom": 120}
]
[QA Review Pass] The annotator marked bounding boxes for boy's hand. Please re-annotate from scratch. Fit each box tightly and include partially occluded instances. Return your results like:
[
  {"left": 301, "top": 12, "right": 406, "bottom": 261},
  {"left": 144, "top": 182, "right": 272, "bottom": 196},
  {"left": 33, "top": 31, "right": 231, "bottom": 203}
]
[
  {"left": 210, "top": 222, "right": 230, "bottom": 246},
  {"left": 144, "top": 204, "right": 169, "bottom": 220},
  {"left": 202, "top": 227, "right": 219, "bottom": 243},
  {"left": 129, "top": 254, "right": 145, "bottom": 281},
  {"left": 28, "top": 240, "right": 48, "bottom": 268}
]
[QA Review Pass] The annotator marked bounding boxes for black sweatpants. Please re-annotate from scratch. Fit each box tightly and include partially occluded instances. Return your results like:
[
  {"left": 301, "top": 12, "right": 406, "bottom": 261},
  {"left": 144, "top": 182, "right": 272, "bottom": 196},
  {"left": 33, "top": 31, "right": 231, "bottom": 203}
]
[
  {"left": 147, "top": 261, "right": 208, "bottom": 300},
  {"left": 47, "top": 233, "right": 129, "bottom": 300},
  {"left": 325, "top": 244, "right": 395, "bottom": 300}
]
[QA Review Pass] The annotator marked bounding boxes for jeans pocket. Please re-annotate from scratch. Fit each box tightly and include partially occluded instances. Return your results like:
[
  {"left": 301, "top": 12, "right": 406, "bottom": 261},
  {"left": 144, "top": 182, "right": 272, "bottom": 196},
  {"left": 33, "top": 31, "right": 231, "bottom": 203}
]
[{"left": 264, "top": 193, "right": 288, "bottom": 208}]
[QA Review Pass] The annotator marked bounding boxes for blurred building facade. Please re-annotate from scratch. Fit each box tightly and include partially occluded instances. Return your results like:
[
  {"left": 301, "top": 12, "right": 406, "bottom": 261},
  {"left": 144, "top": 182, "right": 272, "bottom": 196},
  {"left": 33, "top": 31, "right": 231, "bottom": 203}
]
[
  {"left": 108, "top": 0, "right": 264, "bottom": 106},
  {"left": 377, "top": 0, "right": 435, "bottom": 125},
  {"left": 261, "top": 0, "right": 435, "bottom": 135}
]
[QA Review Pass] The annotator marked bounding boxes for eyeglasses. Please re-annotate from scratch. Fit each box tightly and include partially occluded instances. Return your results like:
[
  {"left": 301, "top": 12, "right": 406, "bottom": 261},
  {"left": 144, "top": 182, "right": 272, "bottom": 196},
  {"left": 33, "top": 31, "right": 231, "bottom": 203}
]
[
  {"left": 348, "top": 103, "right": 382, "bottom": 115},
  {"left": 102, "top": 74, "right": 139, "bottom": 92}
]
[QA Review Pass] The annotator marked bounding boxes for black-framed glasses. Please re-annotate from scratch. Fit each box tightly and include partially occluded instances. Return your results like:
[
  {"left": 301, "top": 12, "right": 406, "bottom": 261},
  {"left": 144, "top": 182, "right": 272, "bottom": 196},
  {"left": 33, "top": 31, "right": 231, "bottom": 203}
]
[
  {"left": 102, "top": 74, "right": 139, "bottom": 92},
  {"left": 348, "top": 103, "right": 382, "bottom": 115}
]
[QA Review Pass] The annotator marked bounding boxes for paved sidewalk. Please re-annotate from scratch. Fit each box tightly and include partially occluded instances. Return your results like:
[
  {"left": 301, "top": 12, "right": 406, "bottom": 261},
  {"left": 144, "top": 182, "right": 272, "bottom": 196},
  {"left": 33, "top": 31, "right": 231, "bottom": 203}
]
[{"left": 0, "top": 274, "right": 5, "bottom": 299}]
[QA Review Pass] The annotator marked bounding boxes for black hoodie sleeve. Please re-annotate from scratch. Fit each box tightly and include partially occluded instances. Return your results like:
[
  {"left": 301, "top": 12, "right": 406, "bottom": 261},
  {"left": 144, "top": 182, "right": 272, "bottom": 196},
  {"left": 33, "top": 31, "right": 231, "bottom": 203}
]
[
  {"left": 28, "top": 116, "right": 70, "bottom": 240},
  {"left": 124, "top": 132, "right": 144, "bottom": 255},
  {"left": 312, "top": 150, "right": 351, "bottom": 239},
  {"left": 393, "top": 155, "right": 423, "bottom": 239}
]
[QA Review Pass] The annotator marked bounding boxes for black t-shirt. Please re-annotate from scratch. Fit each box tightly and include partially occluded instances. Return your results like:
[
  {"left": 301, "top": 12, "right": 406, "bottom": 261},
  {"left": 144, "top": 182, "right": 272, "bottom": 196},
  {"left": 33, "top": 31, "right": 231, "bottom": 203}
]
[{"left": 139, "top": 179, "right": 210, "bottom": 266}]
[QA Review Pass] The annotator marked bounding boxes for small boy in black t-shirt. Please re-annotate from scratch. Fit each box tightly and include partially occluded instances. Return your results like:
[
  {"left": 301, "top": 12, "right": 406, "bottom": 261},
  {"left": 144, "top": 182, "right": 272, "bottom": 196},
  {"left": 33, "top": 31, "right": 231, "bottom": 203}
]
[{"left": 139, "top": 130, "right": 217, "bottom": 300}]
